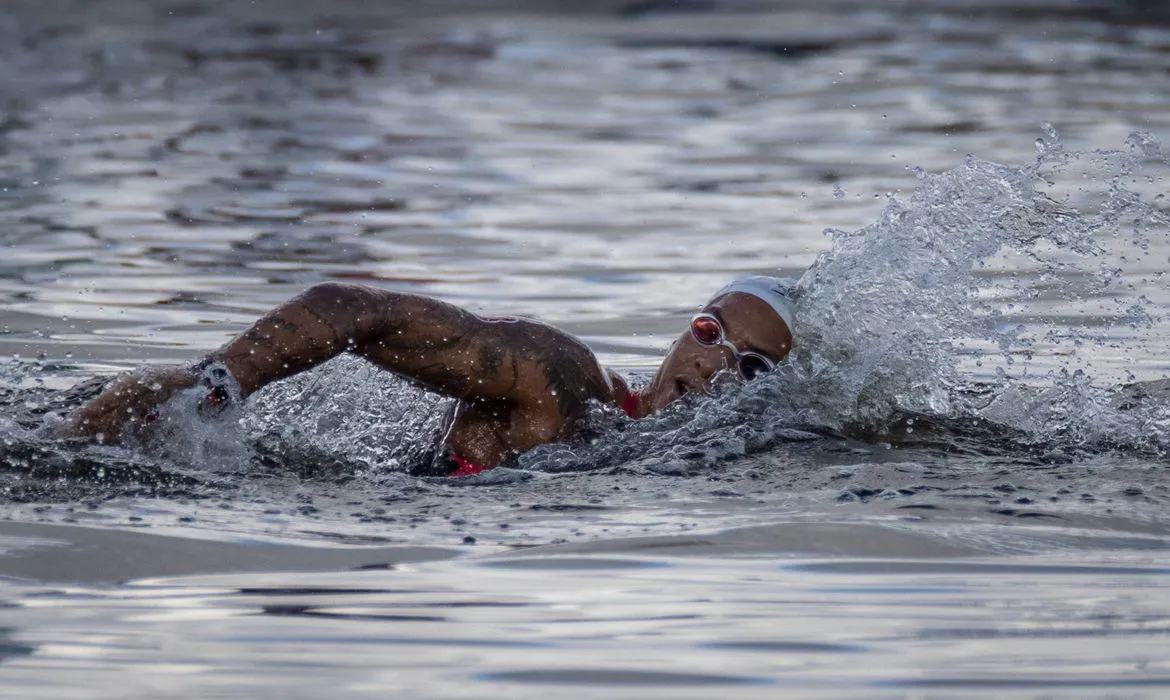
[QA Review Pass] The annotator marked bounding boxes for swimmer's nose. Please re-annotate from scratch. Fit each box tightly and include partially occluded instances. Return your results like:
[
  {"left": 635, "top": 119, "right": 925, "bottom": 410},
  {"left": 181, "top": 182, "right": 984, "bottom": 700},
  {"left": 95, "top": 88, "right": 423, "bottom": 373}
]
[{"left": 693, "top": 348, "right": 732, "bottom": 382}]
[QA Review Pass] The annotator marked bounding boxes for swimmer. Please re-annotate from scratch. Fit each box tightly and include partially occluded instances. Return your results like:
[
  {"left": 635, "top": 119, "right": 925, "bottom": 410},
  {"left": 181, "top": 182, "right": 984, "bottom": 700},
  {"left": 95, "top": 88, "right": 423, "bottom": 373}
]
[{"left": 66, "top": 276, "right": 795, "bottom": 476}]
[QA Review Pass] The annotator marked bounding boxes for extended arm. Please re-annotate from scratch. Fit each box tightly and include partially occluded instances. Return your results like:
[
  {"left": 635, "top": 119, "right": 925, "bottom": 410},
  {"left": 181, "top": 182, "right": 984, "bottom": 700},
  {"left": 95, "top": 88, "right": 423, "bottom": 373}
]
[
  {"left": 216, "top": 282, "right": 526, "bottom": 399},
  {"left": 69, "top": 282, "right": 614, "bottom": 443}
]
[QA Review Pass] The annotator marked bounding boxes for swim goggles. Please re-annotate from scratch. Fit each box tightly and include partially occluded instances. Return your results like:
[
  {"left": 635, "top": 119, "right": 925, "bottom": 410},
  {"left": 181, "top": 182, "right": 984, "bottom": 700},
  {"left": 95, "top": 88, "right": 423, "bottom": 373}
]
[{"left": 689, "top": 313, "right": 777, "bottom": 380}]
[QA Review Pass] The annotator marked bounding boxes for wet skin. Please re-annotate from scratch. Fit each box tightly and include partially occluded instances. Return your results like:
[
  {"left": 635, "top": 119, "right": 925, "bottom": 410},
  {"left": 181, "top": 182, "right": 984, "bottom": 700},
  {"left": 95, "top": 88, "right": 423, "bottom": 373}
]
[{"left": 68, "top": 282, "right": 793, "bottom": 468}]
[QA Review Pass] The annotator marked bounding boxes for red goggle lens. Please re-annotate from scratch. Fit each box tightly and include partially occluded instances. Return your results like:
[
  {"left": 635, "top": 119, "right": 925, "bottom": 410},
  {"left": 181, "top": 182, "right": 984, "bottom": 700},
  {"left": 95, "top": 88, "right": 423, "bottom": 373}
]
[{"left": 690, "top": 315, "right": 723, "bottom": 345}]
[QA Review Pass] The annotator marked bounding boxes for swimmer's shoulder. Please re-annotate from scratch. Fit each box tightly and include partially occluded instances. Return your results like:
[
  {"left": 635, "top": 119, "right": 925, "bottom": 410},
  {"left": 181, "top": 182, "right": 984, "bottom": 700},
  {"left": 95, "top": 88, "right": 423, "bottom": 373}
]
[{"left": 472, "top": 313, "right": 620, "bottom": 407}]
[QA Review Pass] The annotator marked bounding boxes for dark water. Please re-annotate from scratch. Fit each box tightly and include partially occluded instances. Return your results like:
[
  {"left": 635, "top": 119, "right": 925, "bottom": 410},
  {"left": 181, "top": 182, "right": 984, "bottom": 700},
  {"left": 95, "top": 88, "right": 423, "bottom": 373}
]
[{"left": 3, "top": 0, "right": 1170, "bottom": 696}]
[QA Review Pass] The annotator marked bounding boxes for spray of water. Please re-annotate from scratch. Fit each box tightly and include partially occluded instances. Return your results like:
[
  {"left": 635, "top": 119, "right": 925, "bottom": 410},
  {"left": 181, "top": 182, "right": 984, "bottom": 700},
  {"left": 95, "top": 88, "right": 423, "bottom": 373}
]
[
  {"left": 787, "top": 127, "right": 1170, "bottom": 453},
  {"left": 523, "top": 127, "right": 1170, "bottom": 470},
  {"left": 239, "top": 355, "right": 447, "bottom": 475}
]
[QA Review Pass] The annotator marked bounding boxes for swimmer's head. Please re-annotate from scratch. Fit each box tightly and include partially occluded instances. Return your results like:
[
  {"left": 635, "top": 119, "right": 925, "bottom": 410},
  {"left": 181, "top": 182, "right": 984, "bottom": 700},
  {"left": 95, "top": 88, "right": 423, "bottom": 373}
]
[
  {"left": 641, "top": 275, "right": 796, "bottom": 415},
  {"left": 710, "top": 276, "right": 796, "bottom": 334}
]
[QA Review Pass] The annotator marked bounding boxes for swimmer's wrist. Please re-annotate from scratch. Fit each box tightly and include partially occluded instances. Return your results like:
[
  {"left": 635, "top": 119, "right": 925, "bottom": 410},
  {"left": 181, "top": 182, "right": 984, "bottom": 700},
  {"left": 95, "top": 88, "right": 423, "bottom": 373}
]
[
  {"left": 189, "top": 355, "right": 221, "bottom": 377},
  {"left": 189, "top": 358, "right": 243, "bottom": 410}
]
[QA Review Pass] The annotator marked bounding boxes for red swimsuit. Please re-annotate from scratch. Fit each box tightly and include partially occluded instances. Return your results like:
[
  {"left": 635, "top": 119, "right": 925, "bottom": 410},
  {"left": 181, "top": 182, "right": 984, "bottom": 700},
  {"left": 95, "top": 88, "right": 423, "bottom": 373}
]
[{"left": 447, "top": 452, "right": 489, "bottom": 478}]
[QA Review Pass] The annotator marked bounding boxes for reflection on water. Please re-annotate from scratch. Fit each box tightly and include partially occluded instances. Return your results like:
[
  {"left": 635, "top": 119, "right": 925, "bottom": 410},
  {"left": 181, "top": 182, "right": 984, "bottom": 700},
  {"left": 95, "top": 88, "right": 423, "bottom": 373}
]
[
  {"left": 3, "top": 0, "right": 1169, "bottom": 364},
  {"left": 5, "top": 531, "right": 1170, "bottom": 698},
  {"left": 3, "top": 0, "right": 1170, "bottom": 696}
]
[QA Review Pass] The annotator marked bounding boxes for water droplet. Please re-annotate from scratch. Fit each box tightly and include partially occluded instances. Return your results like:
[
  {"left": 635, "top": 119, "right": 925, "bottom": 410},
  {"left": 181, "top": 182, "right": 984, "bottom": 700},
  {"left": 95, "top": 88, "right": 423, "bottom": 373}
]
[{"left": 832, "top": 184, "right": 846, "bottom": 200}]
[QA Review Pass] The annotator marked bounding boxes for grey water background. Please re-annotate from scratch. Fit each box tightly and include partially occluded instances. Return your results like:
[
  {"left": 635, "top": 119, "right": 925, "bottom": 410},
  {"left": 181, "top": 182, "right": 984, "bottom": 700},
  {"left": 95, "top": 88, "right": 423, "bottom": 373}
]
[{"left": 4, "top": 0, "right": 1170, "bottom": 696}]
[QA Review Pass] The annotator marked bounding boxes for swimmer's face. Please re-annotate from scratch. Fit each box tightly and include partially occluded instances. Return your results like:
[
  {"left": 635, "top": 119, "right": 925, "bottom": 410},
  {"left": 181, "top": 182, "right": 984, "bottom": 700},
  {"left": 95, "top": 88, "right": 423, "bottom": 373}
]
[{"left": 642, "top": 292, "right": 793, "bottom": 414}]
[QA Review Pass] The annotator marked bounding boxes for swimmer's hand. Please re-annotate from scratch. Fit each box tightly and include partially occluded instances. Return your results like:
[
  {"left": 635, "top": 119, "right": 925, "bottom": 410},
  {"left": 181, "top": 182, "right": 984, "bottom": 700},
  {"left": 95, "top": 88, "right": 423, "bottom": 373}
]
[{"left": 65, "top": 366, "right": 197, "bottom": 443}]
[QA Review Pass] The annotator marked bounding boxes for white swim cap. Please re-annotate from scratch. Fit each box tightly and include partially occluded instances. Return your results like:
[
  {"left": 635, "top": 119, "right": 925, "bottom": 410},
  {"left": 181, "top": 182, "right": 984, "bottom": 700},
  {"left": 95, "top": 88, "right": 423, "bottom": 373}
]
[{"left": 711, "top": 275, "right": 796, "bottom": 331}]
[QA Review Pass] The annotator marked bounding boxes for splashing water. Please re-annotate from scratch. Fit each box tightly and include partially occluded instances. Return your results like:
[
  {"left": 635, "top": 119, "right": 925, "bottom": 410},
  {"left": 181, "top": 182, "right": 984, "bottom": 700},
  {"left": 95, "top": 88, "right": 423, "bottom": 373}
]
[
  {"left": 138, "top": 355, "right": 449, "bottom": 477},
  {"left": 523, "top": 128, "right": 1170, "bottom": 470},
  {"left": 786, "top": 127, "right": 1170, "bottom": 453},
  {"left": 242, "top": 356, "right": 447, "bottom": 476}
]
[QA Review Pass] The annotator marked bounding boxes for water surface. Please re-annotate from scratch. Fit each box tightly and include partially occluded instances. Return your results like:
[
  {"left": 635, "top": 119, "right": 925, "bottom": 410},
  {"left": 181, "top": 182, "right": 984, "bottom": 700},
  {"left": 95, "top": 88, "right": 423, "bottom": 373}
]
[{"left": 3, "top": 0, "right": 1170, "bottom": 696}]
